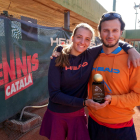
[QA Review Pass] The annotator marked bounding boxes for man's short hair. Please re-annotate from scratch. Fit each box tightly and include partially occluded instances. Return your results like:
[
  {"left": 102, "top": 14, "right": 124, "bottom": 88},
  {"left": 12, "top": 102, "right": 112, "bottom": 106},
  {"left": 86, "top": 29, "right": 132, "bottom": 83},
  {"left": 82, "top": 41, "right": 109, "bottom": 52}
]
[{"left": 98, "top": 12, "right": 125, "bottom": 32}]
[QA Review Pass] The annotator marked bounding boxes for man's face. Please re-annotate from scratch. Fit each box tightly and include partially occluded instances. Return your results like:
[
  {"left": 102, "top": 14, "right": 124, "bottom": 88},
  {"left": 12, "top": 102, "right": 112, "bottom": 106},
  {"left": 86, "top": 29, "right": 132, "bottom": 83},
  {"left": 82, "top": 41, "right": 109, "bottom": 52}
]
[{"left": 100, "top": 19, "right": 123, "bottom": 48}]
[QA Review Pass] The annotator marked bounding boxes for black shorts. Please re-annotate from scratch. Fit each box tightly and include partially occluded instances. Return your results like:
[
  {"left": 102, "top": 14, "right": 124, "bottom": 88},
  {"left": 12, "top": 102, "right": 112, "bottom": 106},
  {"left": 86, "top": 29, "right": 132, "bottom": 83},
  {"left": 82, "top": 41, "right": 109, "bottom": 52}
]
[{"left": 88, "top": 116, "right": 137, "bottom": 140}]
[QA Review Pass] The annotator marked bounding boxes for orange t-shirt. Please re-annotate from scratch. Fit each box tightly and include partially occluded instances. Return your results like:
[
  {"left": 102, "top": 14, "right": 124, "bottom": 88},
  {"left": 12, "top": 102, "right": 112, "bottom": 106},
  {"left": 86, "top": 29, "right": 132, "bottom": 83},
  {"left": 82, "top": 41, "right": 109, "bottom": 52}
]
[{"left": 88, "top": 47, "right": 140, "bottom": 124}]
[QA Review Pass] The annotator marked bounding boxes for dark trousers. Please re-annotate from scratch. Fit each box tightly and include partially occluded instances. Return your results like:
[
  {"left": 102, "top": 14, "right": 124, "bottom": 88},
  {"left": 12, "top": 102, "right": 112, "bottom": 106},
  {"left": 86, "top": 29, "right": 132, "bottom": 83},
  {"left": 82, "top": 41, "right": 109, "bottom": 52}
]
[{"left": 88, "top": 116, "right": 137, "bottom": 140}]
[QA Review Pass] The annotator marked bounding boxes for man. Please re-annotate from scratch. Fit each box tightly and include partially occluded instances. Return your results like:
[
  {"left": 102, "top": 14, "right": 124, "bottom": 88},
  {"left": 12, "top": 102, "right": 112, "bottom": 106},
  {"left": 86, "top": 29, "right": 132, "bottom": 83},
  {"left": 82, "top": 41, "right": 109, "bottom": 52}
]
[{"left": 87, "top": 12, "right": 140, "bottom": 140}]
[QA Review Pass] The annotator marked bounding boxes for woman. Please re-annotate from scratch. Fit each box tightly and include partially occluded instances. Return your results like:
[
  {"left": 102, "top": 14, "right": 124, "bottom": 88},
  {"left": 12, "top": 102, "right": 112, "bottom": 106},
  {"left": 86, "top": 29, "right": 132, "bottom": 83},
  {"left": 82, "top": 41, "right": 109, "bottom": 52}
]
[{"left": 40, "top": 23, "right": 138, "bottom": 140}]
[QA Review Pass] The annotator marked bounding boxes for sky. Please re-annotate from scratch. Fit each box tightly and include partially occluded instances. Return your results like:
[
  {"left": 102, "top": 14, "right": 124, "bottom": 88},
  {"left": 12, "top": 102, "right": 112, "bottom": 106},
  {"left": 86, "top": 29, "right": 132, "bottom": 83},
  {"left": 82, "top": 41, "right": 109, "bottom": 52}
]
[{"left": 96, "top": 0, "right": 140, "bottom": 30}]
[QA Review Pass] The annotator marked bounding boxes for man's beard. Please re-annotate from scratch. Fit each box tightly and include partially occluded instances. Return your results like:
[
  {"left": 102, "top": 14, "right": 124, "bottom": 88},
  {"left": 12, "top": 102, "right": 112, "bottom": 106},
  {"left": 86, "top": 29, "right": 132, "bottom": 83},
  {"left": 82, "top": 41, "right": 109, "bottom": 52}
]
[{"left": 101, "top": 38, "right": 119, "bottom": 48}]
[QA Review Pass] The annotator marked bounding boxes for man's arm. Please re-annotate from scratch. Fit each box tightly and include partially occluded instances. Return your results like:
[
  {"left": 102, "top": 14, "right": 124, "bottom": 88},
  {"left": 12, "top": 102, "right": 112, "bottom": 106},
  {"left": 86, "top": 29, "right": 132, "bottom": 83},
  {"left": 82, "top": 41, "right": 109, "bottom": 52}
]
[
  {"left": 105, "top": 66, "right": 140, "bottom": 109},
  {"left": 51, "top": 42, "right": 140, "bottom": 68}
]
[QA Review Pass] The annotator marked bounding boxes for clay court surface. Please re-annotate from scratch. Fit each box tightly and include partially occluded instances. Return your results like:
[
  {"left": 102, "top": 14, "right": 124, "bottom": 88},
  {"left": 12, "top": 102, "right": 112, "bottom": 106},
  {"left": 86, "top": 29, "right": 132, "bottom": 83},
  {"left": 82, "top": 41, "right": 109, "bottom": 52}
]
[{"left": 0, "top": 103, "right": 140, "bottom": 140}]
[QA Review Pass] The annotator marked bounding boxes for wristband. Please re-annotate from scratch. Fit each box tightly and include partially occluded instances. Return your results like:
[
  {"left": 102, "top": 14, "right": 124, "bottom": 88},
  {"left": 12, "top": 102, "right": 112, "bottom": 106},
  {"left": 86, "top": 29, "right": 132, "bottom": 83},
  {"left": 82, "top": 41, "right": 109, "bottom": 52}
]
[{"left": 83, "top": 99, "right": 87, "bottom": 107}]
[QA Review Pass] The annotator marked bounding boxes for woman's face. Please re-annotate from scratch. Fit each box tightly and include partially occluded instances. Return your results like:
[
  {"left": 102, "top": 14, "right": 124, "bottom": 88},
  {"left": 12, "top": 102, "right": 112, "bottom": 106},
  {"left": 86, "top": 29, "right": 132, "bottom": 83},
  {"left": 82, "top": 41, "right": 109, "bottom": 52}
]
[{"left": 71, "top": 27, "right": 92, "bottom": 56}]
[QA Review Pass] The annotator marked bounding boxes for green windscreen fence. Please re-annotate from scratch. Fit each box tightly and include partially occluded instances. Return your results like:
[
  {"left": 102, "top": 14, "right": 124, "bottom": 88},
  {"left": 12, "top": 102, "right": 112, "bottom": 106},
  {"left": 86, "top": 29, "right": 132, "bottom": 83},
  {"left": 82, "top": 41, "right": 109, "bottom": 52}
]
[{"left": 0, "top": 15, "right": 72, "bottom": 123}]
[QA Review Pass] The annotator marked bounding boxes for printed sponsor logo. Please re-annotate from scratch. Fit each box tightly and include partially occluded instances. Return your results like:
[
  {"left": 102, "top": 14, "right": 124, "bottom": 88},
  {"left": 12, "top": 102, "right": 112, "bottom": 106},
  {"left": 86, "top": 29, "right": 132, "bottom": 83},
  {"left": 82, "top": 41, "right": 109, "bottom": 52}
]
[
  {"left": 65, "top": 62, "right": 88, "bottom": 70},
  {"left": 92, "top": 67, "right": 120, "bottom": 74},
  {"left": 50, "top": 38, "right": 71, "bottom": 46}
]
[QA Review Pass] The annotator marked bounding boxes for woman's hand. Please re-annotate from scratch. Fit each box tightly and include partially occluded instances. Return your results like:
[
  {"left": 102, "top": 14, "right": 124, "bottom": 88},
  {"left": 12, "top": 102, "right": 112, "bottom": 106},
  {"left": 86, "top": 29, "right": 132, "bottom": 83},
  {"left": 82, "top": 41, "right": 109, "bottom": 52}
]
[
  {"left": 85, "top": 99, "right": 109, "bottom": 110},
  {"left": 128, "top": 48, "right": 140, "bottom": 68}
]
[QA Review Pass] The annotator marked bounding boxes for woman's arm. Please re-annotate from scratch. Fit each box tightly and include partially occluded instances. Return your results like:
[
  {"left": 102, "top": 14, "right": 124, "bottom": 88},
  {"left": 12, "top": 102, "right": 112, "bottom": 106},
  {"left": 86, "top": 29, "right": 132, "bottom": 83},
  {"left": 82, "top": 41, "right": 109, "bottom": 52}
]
[
  {"left": 127, "top": 48, "right": 140, "bottom": 68},
  {"left": 51, "top": 42, "right": 140, "bottom": 68},
  {"left": 48, "top": 58, "right": 84, "bottom": 107},
  {"left": 119, "top": 41, "right": 140, "bottom": 68}
]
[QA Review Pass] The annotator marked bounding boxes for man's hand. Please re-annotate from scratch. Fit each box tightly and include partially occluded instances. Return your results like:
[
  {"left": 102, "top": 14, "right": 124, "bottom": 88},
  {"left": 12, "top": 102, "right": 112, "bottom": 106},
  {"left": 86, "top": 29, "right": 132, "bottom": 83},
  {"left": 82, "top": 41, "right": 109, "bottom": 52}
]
[
  {"left": 128, "top": 48, "right": 140, "bottom": 68},
  {"left": 104, "top": 95, "right": 112, "bottom": 104},
  {"left": 50, "top": 51, "right": 61, "bottom": 59},
  {"left": 85, "top": 99, "right": 109, "bottom": 110}
]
